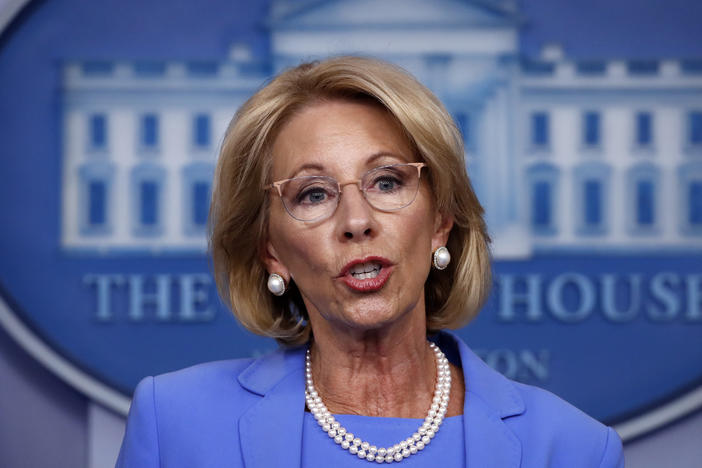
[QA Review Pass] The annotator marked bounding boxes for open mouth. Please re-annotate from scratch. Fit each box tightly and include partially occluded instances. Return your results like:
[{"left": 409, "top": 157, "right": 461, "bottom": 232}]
[
  {"left": 349, "top": 262, "right": 382, "bottom": 280},
  {"left": 338, "top": 256, "right": 393, "bottom": 292}
]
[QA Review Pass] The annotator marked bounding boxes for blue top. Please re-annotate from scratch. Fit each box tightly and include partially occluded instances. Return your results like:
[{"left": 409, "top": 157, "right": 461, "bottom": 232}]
[
  {"left": 301, "top": 413, "right": 465, "bottom": 467},
  {"left": 116, "top": 331, "right": 624, "bottom": 467}
]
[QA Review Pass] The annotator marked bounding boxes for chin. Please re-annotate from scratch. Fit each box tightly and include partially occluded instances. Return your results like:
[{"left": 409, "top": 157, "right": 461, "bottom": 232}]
[{"left": 341, "top": 305, "right": 402, "bottom": 331}]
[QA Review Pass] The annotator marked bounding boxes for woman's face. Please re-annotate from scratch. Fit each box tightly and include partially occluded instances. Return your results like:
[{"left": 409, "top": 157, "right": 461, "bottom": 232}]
[{"left": 264, "top": 99, "right": 453, "bottom": 333}]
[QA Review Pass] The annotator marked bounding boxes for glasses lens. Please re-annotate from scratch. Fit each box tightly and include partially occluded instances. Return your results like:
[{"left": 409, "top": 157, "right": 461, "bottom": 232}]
[
  {"left": 362, "top": 164, "right": 421, "bottom": 211},
  {"left": 279, "top": 176, "right": 339, "bottom": 221}
]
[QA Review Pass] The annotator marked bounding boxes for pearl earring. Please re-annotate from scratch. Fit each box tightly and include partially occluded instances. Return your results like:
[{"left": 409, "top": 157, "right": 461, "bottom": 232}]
[
  {"left": 267, "top": 273, "right": 286, "bottom": 296},
  {"left": 432, "top": 246, "right": 451, "bottom": 270}
]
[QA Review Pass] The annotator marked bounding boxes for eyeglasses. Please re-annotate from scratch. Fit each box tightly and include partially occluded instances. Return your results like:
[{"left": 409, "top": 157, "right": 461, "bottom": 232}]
[{"left": 267, "top": 163, "right": 426, "bottom": 222}]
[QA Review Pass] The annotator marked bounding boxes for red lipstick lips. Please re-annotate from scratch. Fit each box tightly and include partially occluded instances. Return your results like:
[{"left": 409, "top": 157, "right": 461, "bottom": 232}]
[{"left": 338, "top": 256, "right": 393, "bottom": 292}]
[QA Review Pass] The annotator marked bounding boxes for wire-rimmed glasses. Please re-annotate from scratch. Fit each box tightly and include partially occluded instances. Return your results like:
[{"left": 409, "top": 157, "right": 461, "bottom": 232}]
[{"left": 267, "top": 162, "right": 426, "bottom": 222}]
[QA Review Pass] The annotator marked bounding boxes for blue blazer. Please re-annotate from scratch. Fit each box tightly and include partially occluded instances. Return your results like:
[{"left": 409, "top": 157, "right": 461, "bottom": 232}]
[{"left": 116, "top": 331, "right": 624, "bottom": 467}]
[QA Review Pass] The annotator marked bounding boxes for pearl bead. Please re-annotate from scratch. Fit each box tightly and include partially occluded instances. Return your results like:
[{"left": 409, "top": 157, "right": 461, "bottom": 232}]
[
  {"left": 304, "top": 343, "right": 451, "bottom": 464},
  {"left": 433, "top": 246, "right": 451, "bottom": 270},
  {"left": 267, "top": 273, "right": 286, "bottom": 295}
]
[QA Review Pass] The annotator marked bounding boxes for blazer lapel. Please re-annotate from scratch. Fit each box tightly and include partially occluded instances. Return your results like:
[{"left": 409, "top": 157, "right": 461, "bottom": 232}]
[
  {"left": 237, "top": 347, "right": 306, "bottom": 468},
  {"left": 236, "top": 334, "right": 525, "bottom": 468},
  {"left": 440, "top": 331, "right": 525, "bottom": 467},
  {"left": 463, "top": 395, "right": 522, "bottom": 467}
]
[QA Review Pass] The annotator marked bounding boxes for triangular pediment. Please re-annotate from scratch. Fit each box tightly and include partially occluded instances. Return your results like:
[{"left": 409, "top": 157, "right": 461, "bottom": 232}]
[{"left": 269, "top": 0, "right": 520, "bottom": 29}]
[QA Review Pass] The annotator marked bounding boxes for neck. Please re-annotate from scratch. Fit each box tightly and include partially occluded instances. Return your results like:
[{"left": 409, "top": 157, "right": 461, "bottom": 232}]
[{"left": 307, "top": 307, "right": 441, "bottom": 418}]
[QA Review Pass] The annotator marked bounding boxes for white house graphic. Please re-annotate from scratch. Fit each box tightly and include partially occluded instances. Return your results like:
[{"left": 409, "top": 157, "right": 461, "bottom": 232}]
[{"left": 60, "top": 0, "right": 702, "bottom": 257}]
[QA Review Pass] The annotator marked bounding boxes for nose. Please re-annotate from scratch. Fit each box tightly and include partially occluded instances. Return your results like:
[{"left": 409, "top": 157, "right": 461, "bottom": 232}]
[{"left": 335, "top": 183, "right": 377, "bottom": 241}]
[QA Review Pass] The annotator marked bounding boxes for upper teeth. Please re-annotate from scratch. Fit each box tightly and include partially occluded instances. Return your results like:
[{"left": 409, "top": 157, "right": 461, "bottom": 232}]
[{"left": 350, "top": 262, "right": 381, "bottom": 278}]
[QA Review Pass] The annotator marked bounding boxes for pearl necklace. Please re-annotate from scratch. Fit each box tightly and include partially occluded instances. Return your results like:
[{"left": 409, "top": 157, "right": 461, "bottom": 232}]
[{"left": 304, "top": 342, "right": 451, "bottom": 463}]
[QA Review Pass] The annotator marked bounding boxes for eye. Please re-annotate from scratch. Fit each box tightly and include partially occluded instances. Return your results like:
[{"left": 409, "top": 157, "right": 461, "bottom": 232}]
[
  {"left": 375, "top": 176, "right": 401, "bottom": 192},
  {"left": 367, "top": 168, "right": 407, "bottom": 193},
  {"left": 295, "top": 185, "right": 336, "bottom": 205}
]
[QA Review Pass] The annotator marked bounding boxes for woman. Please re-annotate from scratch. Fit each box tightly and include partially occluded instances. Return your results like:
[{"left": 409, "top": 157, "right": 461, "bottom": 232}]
[{"left": 116, "top": 56, "right": 624, "bottom": 467}]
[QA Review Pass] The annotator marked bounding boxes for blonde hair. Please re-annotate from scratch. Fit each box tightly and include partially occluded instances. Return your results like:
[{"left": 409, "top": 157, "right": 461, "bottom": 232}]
[{"left": 210, "top": 56, "right": 491, "bottom": 345}]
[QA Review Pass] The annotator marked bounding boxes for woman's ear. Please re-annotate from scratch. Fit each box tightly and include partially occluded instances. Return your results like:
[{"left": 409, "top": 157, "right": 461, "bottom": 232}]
[
  {"left": 260, "top": 238, "right": 290, "bottom": 281},
  {"left": 431, "top": 211, "right": 454, "bottom": 252}
]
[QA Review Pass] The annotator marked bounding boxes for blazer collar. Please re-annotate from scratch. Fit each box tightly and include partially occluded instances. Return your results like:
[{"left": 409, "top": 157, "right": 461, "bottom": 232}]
[
  {"left": 237, "top": 333, "right": 525, "bottom": 468},
  {"left": 438, "top": 331, "right": 525, "bottom": 467},
  {"left": 237, "top": 346, "right": 306, "bottom": 468}
]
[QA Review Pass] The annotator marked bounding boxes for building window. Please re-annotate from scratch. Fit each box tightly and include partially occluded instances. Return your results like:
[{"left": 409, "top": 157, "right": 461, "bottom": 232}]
[
  {"left": 82, "top": 61, "right": 113, "bottom": 76},
  {"left": 182, "top": 162, "right": 214, "bottom": 236},
  {"left": 689, "top": 181, "right": 702, "bottom": 226},
  {"left": 193, "top": 114, "right": 211, "bottom": 148},
  {"left": 192, "top": 182, "right": 210, "bottom": 226},
  {"left": 583, "top": 111, "right": 601, "bottom": 148},
  {"left": 527, "top": 163, "right": 559, "bottom": 235},
  {"left": 627, "top": 60, "right": 659, "bottom": 76},
  {"left": 635, "top": 112, "right": 653, "bottom": 147},
  {"left": 576, "top": 61, "right": 606, "bottom": 76},
  {"left": 78, "top": 161, "right": 114, "bottom": 235},
  {"left": 681, "top": 59, "right": 702, "bottom": 75},
  {"left": 186, "top": 61, "right": 219, "bottom": 77},
  {"left": 88, "top": 181, "right": 107, "bottom": 226},
  {"left": 574, "top": 162, "right": 611, "bottom": 235},
  {"left": 140, "top": 113, "right": 159, "bottom": 149},
  {"left": 454, "top": 112, "right": 473, "bottom": 148},
  {"left": 584, "top": 180, "right": 602, "bottom": 226},
  {"left": 688, "top": 111, "right": 702, "bottom": 147},
  {"left": 677, "top": 163, "right": 702, "bottom": 235},
  {"left": 130, "top": 163, "right": 166, "bottom": 236},
  {"left": 139, "top": 181, "right": 159, "bottom": 226},
  {"left": 627, "top": 164, "right": 660, "bottom": 234},
  {"left": 134, "top": 61, "right": 166, "bottom": 77},
  {"left": 532, "top": 181, "right": 552, "bottom": 227},
  {"left": 636, "top": 180, "right": 655, "bottom": 226},
  {"left": 89, "top": 114, "right": 107, "bottom": 150},
  {"left": 530, "top": 112, "right": 549, "bottom": 149}
]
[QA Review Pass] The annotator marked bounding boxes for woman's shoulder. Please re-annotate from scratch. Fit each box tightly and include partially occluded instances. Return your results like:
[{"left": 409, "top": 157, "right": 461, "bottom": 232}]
[
  {"left": 507, "top": 381, "right": 624, "bottom": 466},
  {"left": 152, "top": 357, "right": 256, "bottom": 391},
  {"left": 440, "top": 331, "right": 624, "bottom": 466},
  {"left": 140, "top": 345, "right": 303, "bottom": 404},
  {"left": 508, "top": 378, "right": 610, "bottom": 435}
]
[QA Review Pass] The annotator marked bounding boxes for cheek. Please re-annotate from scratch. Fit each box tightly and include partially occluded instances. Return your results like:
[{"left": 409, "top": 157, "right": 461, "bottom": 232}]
[{"left": 272, "top": 221, "right": 332, "bottom": 278}]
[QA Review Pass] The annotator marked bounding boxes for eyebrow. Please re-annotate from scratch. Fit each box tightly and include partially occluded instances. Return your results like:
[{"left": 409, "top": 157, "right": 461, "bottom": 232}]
[{"left": 288, "top": 151, "right": 409, "bottom": 179}]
